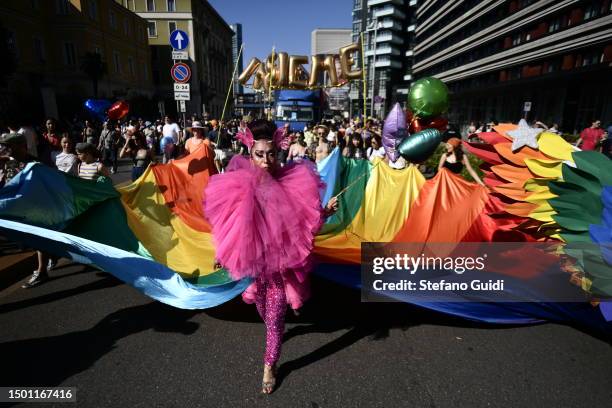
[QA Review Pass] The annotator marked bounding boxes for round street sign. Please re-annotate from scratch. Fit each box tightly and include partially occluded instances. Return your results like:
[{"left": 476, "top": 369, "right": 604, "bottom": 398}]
[
  {"left": 169, "top": 29, "right": 189, "bottom": 51},
  {"left": 171, "top": 62, "right": 191, "bottom": 83}
]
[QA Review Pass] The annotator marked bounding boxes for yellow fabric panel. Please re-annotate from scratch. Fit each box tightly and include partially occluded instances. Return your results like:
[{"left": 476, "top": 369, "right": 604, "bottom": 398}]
[
  {"left": 118, "top": 168, "right": 217, "bottom": 279},
  {"left": 315, "top": 161, "right": 425, "bottom": 250},
  {"left": 524, "top": 158, "right": 563, "bottom": 179},
  {"left": 538, "top": 132, "right": 576, "bottom": 162},
  {"left": 524, "top": 178, "right": 550, "bottom": 193}
]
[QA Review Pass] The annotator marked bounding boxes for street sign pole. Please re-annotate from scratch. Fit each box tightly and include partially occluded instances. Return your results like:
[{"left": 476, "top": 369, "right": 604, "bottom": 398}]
[{"left": 170, "top": 29, "right": 191, "bottom": 130}]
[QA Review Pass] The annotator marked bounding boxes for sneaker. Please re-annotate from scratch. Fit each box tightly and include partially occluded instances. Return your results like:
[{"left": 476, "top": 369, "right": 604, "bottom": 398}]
[
  {"left": 22, "top": 271, "right": 49, "bottom": 289},
  {"left": 47, "top": 259, "right": 57, "bottom": 271}
]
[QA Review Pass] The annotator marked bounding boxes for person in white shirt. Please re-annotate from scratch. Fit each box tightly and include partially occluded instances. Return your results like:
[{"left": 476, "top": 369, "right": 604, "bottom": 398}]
[
  {"left": 161, "top": 115, "right": 182, "bottom": 164},
  {"left": 55, "top": 136, "right": 78, "bottom": 176},
  {"left": 366, "top": 135, "right": 386, "bottom": 162}
]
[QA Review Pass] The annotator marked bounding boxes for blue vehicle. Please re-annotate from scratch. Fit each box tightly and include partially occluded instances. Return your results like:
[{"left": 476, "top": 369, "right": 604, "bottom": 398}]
[{"left": 273, "top": 90, "right": 325, "bottom": 131}]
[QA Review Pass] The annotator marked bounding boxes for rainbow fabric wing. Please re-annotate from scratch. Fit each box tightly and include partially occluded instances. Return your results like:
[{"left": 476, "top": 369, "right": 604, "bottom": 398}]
[{"left": 0, "top": 142, "right": 610, "bottom": 331}]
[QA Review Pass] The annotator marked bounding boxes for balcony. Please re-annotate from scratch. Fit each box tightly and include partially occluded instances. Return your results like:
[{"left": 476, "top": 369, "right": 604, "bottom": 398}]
[
  {"left": 368, "top": 0, "right": 402, "bottom": 6},
  {"left": 379, "top": 19, "right": 402, "bottom": 31},
  {"left": 373, "top": 5, "right": 405, "bottom": 19},
  {"left": 376, "top": 31, "right": 404, "bottom": 44},
  {"left": 365, "top": 45, "right": 401, "bottom": 56},
  {"left": 375, "top": 58, "right": 402, "bottom": 68}
]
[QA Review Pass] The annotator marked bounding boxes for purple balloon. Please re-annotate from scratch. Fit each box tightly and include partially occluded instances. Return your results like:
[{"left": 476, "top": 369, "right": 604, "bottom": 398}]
[{"left": 382, "top": 103, "right": 408, "bottom": 162}]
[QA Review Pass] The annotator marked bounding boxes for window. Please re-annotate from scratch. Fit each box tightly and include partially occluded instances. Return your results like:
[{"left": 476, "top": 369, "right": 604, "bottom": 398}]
[
  {"left": 353, "top": 0, "right": 361, "bottom": 10},
  {"left": 548, "top": 17, "right": 561, "bottom": 33},
  {"left": 31, "top": 0, "right": 40, "bottom": 10},
  {"left": 126, "top": 0, "right": 134, "bottom": 10},
  {"left": 353, "top": 21, "right": 361, "bottom": 33},
  {"left": 88, "top": 0, "right": 97, "bottom": 20},
  {"left": 94, "top": 45, "right": 103, "bottom": 58},
  {"left": 147, "top": 21, "right": 157, "bottom": 37},
  {"left": 128, "top": 56, "right": 135, "bottom": 76},
  {"left": 109, "top": 11, "right": 116, "bottom": 29},
  {"left": 63, "top": 42, "right": 77, "bottom": 66},
  {"left": 167, "top": 0, "right": 176, "bottom": 12},
  {"left": 113, "top": 51, "right": 121, "bottom": 73},
  {"left": 584, "top": 4, "right": 599, "bottom": 20},
  {"left": 55, "top": 0, "right": 69, "bottom": 14},
  {"left": 168, "top": 21, "right": 177, "bottom": 34},
  {"left": 511, "top": 33, "right": 522, "bottom": 46},
  {"left": 143, "top": 64, "right": 149, "bottom": 81},
  {"left": 124, "top": 18, "right": 130, "bottom": 35},
  {"left": 33, "top": 37, "right": 45, "bottom": 63},
  {"left": 147, "top": 0, "right": 155, "bottom": 11}
]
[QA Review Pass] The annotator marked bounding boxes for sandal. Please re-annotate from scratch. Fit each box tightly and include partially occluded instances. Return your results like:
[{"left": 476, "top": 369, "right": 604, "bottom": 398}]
[{"left": 261, "top": 365, "right": 276, "bottom": 394}]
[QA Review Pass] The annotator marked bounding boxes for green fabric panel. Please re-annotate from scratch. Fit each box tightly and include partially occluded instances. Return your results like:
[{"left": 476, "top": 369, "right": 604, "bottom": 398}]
[
  {"left": 550, "top": 191, "right": 601, "bottom": 231},
  {"left": 183, "top": 268, "right": 233, "bottom": 286},
  {"left": 319, "top": 157, "right": 371, "bottom": 236},
  {"left": 572, "top": 151, "right": 612, "bottom": 186},
  {"left": 548, "top": 180, "right": 586, "bottom": 197},
  {"left": 64, "top": 175, "right": 120, "bottom": 216},
  {"left": 561, "top": 165, "right": 600, "bottom": 196},
  {"left": 64, "top": 197, "right": 142, "bottom": 254}
]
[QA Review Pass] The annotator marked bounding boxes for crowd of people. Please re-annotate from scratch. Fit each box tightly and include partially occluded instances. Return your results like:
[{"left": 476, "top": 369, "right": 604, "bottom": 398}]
[{"left": 1, "top": 113, "right": 610, "bottom": 190}]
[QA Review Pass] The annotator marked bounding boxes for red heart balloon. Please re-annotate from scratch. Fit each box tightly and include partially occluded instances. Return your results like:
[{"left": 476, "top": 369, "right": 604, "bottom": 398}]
[
  {"left": 428, "top": 117, "right": 448, "bottom": 131},
  {"left": 107, "top": 100, "right": 130, "bottom": 120},
  {"left": 409, "top": 118, "right": 425, "bottom": 134}
]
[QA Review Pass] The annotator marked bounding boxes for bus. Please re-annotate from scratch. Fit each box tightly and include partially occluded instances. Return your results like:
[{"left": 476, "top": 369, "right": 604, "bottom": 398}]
[{"left": 273, "top": 90, "right": 325, "bottom": 131}]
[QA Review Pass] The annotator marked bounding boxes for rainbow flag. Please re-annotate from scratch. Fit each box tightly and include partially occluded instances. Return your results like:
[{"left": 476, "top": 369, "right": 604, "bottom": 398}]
[{"left": 0, "top": 144, "right": 610, "bottom": 332}]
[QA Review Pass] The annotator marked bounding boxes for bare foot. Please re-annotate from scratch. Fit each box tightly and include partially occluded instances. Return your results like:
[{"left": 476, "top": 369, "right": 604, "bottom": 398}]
[{"left": 262, "top": 364, "right": 276, "bottom": 394}]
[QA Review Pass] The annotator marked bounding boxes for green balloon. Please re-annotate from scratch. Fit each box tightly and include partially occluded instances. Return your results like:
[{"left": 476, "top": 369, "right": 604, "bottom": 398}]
[
  {"left": 398, "top": 128, "right": 442, "bottom": 163},
  {"left": 408, "top": 77, "right": 449, "bottom": 118}
]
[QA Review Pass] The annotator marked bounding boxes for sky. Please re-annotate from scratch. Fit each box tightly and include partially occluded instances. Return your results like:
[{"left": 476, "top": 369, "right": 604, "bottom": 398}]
[{"left": 208, "top": 0, "right": 353, "bottom": 66}]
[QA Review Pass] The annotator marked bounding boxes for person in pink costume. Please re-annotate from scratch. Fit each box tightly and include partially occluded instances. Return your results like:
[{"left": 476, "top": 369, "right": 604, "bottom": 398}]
[{"left": 204, "top": 119, "right": 338, "bottom": 394}]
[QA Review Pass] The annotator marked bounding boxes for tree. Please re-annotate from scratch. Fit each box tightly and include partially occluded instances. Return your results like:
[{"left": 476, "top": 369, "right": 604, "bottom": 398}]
[{"left": 81, "top": 52, "right": 107, "bottom": 98}]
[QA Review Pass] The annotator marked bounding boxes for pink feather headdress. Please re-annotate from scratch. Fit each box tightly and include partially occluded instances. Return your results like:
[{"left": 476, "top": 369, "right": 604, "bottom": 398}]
[{"left": 235, "top": 121, "right": 289, "bottom": 151}]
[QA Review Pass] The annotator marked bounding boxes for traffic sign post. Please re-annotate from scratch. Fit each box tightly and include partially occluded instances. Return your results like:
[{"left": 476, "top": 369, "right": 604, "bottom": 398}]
[
  {"left": 523, "top": 101, "right": 532, "bottom": 119},
  {"left": 171, "top": 63, "right": 191, "bottom": 83},
  {"left": 170, "top": 29, "right": 191, "bottom": 123},
  {"left": 169, "top": 29, "right": 189, "bottom": 51},
  {"left": 172, "top": 50, "right": 189, "bottom": 60}
]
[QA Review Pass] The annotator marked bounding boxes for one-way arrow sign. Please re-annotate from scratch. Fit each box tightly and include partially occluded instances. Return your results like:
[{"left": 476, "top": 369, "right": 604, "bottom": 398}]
[{"left": 169, "top": 29, "right": 189, "bottom": 51}]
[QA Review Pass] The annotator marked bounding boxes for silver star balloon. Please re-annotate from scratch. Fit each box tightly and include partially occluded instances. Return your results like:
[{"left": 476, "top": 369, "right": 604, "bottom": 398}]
[{"left": 507, "top": 119, "right": 543, "bottom": 152}]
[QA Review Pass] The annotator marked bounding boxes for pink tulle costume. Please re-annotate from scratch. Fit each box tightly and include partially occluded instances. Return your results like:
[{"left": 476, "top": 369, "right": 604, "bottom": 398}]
[{"left": 204, "top": 154, "right": 325, "bottom": 366}]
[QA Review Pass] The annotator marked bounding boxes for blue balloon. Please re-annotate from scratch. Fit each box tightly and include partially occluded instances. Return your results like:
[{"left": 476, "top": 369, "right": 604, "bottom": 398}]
[{"left": 84, "top": 99, "right": 112, "bottom": 118}]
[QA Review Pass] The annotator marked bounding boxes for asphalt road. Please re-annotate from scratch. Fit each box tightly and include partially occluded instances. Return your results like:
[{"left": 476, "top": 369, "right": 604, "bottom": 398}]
[{"left": 0, "top": 159, "right": 611, "bottom": 408}]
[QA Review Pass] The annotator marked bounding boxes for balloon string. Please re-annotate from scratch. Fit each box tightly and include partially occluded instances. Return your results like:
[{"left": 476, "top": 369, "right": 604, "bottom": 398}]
[{"left": 333, "top": 160, "right": 382, "bottom": 199}]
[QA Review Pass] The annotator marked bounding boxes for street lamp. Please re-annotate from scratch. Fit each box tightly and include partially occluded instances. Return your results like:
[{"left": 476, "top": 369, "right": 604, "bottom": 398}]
[{"left": 365, "top": 19, "right": 381, "bottom": 119}]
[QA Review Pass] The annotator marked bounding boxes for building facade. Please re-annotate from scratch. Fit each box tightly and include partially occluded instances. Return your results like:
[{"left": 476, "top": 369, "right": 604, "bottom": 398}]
[
  {"left": 350, "top": 0, "right": 417, "bottom": 118},
  {"left": 0, "top": 0, "right": 154, "bottom": 122},
  {"left": 311, "top": 28, "right": 352, "bottom": 114},
  {"left": 230, "top": 23, "right": 243, "bottom": 98},
  {"left": 122, "top": 0, "right": 234, "bottom": 118},
  {"left": 413, "top": 0, "right": 612, "bottom": 133}
]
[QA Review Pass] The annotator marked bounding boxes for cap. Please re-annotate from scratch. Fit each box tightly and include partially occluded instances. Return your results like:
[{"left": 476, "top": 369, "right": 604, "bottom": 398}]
[
  {"left": 0, "top": 132, "right": 26, "bottom": 146},
  {"left": 191, "top": 121, "right": 205, "bottom": 129}
]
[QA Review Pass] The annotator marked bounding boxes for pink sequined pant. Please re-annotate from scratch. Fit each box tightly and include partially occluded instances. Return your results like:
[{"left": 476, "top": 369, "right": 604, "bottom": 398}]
[{"left": 254, "top": 274, "right": 287, "bottom": 366}]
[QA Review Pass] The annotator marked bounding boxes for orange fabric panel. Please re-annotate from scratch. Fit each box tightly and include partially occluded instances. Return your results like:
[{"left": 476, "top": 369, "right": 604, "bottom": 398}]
[
  {"left": 493, "top": 182, "right": 533, "bottom": 201},
  {"left": 393, "top": 169, "right": 489, "bottom": 243},
  {"left": 494, "top": 143, "right": 550, "bottom": 166},
  {"left": 151, "top": 143, "right": 218, "bottom": 233},
  {"left": 505, "top": 202, "right": 538, "bottom": 217},
  {"left": 491, "top": 164, "right": 534, "bottom": 183},
  {"left": 492, "top": 124, "right": 516, "bottom": 140}
]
